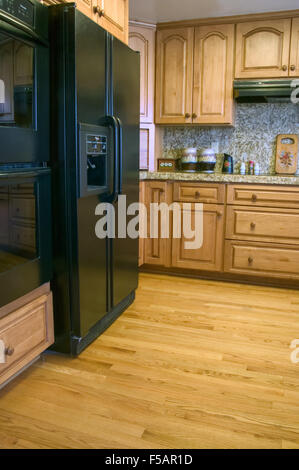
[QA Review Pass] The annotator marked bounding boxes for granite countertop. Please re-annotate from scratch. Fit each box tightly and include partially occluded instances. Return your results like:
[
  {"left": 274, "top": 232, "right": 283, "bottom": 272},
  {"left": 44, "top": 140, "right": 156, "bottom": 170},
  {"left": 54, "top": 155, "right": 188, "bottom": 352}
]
[{"left": 139, "top": 171, "right": 299, "bottom": 186}]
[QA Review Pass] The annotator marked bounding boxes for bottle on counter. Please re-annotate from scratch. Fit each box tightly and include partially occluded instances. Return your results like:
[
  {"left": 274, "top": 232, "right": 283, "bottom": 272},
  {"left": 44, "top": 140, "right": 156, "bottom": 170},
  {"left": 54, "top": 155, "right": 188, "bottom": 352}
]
[
  {"left": 249, "top": 161, "right": 254, "bottom": 175},
  {"left": 240, "top": 161, "right": 246, "bottom": 175},
  {"left": 254, "top": 162, "right": 260, "bottom": 175}
]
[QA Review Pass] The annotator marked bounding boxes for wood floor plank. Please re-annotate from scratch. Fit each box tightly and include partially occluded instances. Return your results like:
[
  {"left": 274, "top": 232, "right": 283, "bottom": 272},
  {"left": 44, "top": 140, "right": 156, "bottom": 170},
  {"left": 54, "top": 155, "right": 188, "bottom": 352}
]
[{"left": 0, "top": 273, "right": 299, "bottom": 448}]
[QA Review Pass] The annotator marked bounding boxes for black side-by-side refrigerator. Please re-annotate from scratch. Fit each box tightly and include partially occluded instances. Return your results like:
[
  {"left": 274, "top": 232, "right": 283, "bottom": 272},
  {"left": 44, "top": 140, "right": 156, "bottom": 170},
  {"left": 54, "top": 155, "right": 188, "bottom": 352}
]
[{"left": 49, "top": 4, "right": 140, "bottom": 355}]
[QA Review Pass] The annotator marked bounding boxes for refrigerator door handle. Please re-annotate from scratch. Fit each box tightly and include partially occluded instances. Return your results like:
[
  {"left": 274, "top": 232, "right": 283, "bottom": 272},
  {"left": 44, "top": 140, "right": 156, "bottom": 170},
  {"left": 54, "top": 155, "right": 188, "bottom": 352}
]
[
  {"left": 99, "top": 115, "right": 119, "bottom": 203},
  {"left": 116, "top": 117, "right": 123, "bottom": 195}
]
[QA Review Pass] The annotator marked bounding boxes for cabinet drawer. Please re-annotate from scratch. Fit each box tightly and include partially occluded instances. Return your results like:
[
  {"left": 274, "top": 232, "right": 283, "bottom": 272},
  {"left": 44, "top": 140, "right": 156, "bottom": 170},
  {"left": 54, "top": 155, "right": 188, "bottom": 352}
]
[
  {"left": 0, "top": 292, "right": 54, "bottom": 385},
  {"left": 227, "top": 184, "right": 299, "bottom": 208},
  {"left": 224, "top": 240, "right": 299, "bottom": 280},
  {"left": 10, "top": 224, "right": 36, "bottom": 251},
  {"left": 9, "top": 196, "right": 35, "bottom": 222},
  {"left": 173, "top": 183, "right": 225, "bottom": 204},
  {"left": 226, "top": 206, "right": 299, "bottom": 245}
]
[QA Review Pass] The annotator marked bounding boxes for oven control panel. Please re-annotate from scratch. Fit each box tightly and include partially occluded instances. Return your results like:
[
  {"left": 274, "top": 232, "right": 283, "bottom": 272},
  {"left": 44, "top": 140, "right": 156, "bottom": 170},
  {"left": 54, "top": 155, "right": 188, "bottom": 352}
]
[{"left": 0, "top": 0, "right": 34, "bottom": 27}]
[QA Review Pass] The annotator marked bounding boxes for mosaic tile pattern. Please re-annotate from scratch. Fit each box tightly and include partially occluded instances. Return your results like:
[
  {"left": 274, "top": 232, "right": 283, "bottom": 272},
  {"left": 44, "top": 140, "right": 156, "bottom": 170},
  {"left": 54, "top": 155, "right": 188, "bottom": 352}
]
[{"left": 162, "top": 103, "right": 299, "bottom": 175}]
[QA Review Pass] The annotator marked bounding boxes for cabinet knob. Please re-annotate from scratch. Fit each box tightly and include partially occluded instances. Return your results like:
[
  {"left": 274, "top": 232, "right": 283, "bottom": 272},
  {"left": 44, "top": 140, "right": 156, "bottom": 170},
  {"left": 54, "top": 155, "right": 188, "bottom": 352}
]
[
  {"left": 290, "top": 65, "right": 296, "bottom": 72},
  {"left": 248, "top": 257, "right": 253, "bottom": 264},
  {"left": 251, "top": 194, "right": 257, "bottom": 202},
  {"left": 282, "top": 65, "right": 288, "bottom": 71},
  {"left": 185, "top": 113, "right": 191, "bottom": 119},
  {"left": 216, "top": 211, "right": 222, "bottom": 217},
  {"left": 250, "top": 222, "right": 256, "bottom": 229},
  {"left": 192, "top": 113, "right": 197, "bottom": 119},
  {"left": 93, "top": 6, "right": 104, "bottom": 16},
  {"left": 195, "top": 191, "right": 200, "bottom": 198},
  {"left": 5, "top": 346, "right": 14, "bottom": 357}
]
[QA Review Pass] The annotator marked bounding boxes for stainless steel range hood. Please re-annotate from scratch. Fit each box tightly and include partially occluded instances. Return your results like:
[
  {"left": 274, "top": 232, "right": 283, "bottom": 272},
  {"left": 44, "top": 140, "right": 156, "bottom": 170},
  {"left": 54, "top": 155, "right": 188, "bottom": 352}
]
[{"left": 234, "top": 79, "right": 297, "bottom": 103}]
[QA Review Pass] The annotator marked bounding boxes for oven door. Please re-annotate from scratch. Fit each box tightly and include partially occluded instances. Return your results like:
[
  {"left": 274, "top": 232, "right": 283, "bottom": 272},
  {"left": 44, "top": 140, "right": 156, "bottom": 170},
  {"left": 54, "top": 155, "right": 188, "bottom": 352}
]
[
  {"left": 0, "top": 2, "right": 49, "bottom": 164},
  {"left": 0, "top": 168, "right": 52, "bottom": 307}
]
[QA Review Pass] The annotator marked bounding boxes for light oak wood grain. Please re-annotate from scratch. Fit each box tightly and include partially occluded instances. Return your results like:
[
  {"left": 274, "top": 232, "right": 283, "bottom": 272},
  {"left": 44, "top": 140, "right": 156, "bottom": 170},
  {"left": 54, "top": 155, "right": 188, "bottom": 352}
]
[{"left": 1, "top": 273, "right": 299, "bottom": 448}]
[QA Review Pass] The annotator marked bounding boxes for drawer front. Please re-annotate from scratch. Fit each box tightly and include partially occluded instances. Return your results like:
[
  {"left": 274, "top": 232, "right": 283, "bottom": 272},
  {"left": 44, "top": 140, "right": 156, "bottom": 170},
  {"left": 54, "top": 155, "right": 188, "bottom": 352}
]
[
  {"left": 227, "top": 185, "right": 299, "bottom": 208},
  {"left": 224, "top": 240, "right": 299, "bottom": 279},
  {"left": 10, "top": 224, "right": 36, "bottom": 251},
  {"left": 0, "top": 292, "right": 54, "bottom": 385},
  {"left": 9, "top": 196, "right": 35, "bottom": 222},
  {"left": 173, "top": 183, "right": 225, "bottom": 204},
  {"left": 226, "top": 206, "right": 299, "bottom": 245}
]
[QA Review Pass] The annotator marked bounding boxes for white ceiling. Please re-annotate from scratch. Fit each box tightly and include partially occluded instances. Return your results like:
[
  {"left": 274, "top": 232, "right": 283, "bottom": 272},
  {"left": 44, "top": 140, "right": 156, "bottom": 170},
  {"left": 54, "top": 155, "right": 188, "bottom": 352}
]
[{"left": 129, "top": 0, "right": 299, "bottom": 23}]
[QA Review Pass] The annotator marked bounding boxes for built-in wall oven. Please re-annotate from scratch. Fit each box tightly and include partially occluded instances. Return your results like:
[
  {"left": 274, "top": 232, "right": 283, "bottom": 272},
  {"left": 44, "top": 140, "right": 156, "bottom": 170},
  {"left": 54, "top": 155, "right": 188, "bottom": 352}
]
[
  {"left": 0, "top": 0, "right": 51, "bottom": 308},
  {"left": 0, "top": 0, "right": 49, "bottom": 163}
]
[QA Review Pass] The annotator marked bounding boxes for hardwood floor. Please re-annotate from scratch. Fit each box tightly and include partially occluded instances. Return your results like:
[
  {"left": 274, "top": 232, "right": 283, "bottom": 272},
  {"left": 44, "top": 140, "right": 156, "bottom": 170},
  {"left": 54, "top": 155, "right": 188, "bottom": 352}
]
[{"left": 1, "top": 273, "right": 299, "bottom": 449}]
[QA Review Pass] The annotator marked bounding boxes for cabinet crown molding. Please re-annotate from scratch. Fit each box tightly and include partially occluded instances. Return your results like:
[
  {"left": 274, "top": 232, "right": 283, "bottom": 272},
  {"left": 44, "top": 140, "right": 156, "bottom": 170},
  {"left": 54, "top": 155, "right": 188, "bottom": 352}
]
[{"left": 157, "top": 9, "right": 299, "bottom": 30}]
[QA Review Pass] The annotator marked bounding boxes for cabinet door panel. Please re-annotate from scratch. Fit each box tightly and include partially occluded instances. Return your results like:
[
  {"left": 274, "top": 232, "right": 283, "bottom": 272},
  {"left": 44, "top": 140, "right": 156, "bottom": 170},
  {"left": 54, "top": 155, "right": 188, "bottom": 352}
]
[
  {"left": 193, "top": 24, "right": 234, "bottom": 124},
  {"left": 144, "top": 182, "right": 169, "bottom": 266},
  {"left": 98, "top": 0, "right": 129, "bottom": 44},
  {"left": 129, "top": 26, "right": 155, "bottom": 123},
  {"left": 172, "top": 204, "right": 224, "bottom": 272},
  {"left": 156, "top": 28, "right": 194, "bottom": 124},
  {"left": 290, "top": 17, "right": 299, "bottom": 77},
  {"left": 235, "top": 19, "right": 291, "bottom": 78}
]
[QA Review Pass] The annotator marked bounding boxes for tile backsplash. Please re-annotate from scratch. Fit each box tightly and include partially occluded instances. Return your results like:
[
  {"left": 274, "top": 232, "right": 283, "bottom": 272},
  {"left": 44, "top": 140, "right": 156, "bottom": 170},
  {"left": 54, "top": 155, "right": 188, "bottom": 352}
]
[{"left": 162, "top": 103, "right": 299, "bottom": 174}]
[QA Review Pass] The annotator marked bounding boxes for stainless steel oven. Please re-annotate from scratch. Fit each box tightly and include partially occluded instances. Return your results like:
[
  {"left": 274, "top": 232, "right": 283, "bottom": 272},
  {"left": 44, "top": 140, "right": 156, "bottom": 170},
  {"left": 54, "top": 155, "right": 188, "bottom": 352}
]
[
  {"left": 0, "top": 167, "right": 51, "bottom": 307},
  {"left": 0, "top": 0, "right": 49, "bottom": 164}
]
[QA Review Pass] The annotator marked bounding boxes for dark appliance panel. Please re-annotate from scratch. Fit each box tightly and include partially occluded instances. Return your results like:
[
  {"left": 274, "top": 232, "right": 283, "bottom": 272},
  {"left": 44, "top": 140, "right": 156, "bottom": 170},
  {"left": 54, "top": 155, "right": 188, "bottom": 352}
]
[
  {"left": 0, "top": 0, "right": 49, "bottom": 164},
  {"left": 0, "top": 168, "right": 52, "bottom": 307},
  {"left": 111, "top": 37, "right": 139, "bottom": 308}
]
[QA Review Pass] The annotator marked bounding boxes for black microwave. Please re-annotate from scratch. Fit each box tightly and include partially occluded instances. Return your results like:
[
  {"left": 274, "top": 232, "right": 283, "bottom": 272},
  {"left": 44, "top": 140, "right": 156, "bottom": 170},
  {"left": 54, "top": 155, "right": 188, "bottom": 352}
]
[{"left": 0, "top": 0, "right": 49, "bottom": 164}]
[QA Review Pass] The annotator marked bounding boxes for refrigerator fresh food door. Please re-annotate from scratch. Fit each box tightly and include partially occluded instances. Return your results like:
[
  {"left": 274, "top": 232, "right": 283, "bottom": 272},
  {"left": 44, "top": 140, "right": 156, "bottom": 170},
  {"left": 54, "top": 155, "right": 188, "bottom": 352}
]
[{"left": 111, "top": 37, "right": 140, "bottom": 308}]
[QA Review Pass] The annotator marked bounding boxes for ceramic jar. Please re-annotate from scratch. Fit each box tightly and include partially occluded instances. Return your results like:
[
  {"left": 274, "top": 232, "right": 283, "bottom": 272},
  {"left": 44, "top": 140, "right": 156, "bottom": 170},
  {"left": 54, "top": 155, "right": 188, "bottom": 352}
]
[
  {"left": 180, "top": 148, "right": 198, "bottom": 172},
  {"left": 198, "top": 148, "right": 217, "bottom": 173}
]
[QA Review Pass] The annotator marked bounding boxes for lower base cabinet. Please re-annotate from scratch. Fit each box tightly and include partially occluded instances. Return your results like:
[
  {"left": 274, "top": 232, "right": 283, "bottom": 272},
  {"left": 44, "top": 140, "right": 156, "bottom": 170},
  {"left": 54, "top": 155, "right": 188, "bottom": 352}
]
[
  {"left": 140, "top": 181, "right": 299, "bottom": 286},
  {"left": 224, "top": 240, "right": 299, "bottom": 280},
  {"left": 172, "top": 204, "right": 224, "bottom": 271},
  {"left": 0, "top": 283, "right": 54, "bottom": 387}
]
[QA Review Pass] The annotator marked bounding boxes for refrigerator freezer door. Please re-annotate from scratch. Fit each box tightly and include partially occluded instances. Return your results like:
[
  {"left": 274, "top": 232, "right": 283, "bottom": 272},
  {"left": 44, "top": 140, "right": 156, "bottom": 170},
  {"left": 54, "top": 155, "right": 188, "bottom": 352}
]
[{"left": 111, "top": 38, "right": 140, "bottom": 308}]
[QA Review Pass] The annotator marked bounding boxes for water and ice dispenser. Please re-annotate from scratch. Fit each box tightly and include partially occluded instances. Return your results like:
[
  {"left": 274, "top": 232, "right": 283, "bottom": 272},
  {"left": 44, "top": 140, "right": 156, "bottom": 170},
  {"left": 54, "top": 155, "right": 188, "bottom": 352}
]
[{"left": 79, "top": 123, "right": 110, "bottom": 198}]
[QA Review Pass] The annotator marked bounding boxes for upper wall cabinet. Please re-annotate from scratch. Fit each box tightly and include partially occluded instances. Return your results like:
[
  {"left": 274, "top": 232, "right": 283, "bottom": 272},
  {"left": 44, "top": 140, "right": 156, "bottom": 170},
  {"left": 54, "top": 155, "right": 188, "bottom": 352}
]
[
  {"left": 155, "top": 25, "right": 234, "bottom": 125},
  {"left": 96, "top": 0, "right": 129, "bottom": 45},
  {"left": 129, "top": 23, "right": 155, "bottom": 123},
  {"left": 155, "top": 27, "right": 194, "bottom": 124},
  {"left": 235, "top": 19, "right": 293, "bottom": 78},
  {"left": 193, "top": 24, "right": 234, "bottom": 125},
  {"left": 290, "top": 17, "right": 299, "bottom": 77}
]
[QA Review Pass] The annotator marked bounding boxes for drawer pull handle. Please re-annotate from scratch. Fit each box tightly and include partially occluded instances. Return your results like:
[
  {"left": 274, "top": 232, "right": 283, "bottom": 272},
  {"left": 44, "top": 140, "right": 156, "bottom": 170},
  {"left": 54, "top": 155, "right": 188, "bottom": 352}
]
[
  {"left": 195, "top": 191, "right": 200, "bottom": 198},
  {"left": 251, "top": 194, "right": 257, "bottom": 202},
  {"left": 216, "top": 211, "right": 222, "bottom": 217},
  {"left": 248, "top": 257, "right": 253, "bottom": 264},
  {"left": 5, "top": 346, "right": 14, "bottom": 357},
  {"left": 250, "top": 222, "right": 256, "bottom": 229}
]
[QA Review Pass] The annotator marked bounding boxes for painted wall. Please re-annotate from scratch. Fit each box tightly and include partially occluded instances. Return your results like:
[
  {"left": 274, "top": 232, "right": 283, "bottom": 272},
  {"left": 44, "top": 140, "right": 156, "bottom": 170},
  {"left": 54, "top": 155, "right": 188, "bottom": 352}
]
[{"left": 162, "top": 103, "right": 299, "bottom": 174}]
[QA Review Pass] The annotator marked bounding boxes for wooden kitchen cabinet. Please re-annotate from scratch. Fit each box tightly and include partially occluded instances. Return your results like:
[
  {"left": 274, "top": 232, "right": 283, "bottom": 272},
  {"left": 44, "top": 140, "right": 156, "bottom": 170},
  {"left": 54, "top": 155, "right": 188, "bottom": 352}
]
[
  {"left": 129, "top": 22, "right": 156, "bottom": 170},
  {"left": 172, "top": 203, "right": 225, "bottom": 272},
  {"left": 144, "top": 181, "right": 170, "bottom": 266},
  {"left": 0, "top": 283, "right": 54, "bottom": 387},
  {"left": 155, "top": 24, "right": 234, "bottom": 125},
  {"left": 193, "top": 24, "right": 234, "bottom": 125},
  {"left": 290, "top": 17, "right": 299, "bottom": 77},
  {"left": 235, "top": 19, "right": 292, "bottom": 78},
  {"left": 155, "top": 27, "right": 194, "bottom": 124},
  {"left": 95, "top": 0, "right": 129, "bottom": 44}
]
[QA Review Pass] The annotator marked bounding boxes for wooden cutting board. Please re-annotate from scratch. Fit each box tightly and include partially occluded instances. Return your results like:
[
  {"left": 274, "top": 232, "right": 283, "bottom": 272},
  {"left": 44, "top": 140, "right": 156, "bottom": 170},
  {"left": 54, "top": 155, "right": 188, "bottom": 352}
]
[{"left": 275, "top": 134, "right": 298, "bottom": 175}]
